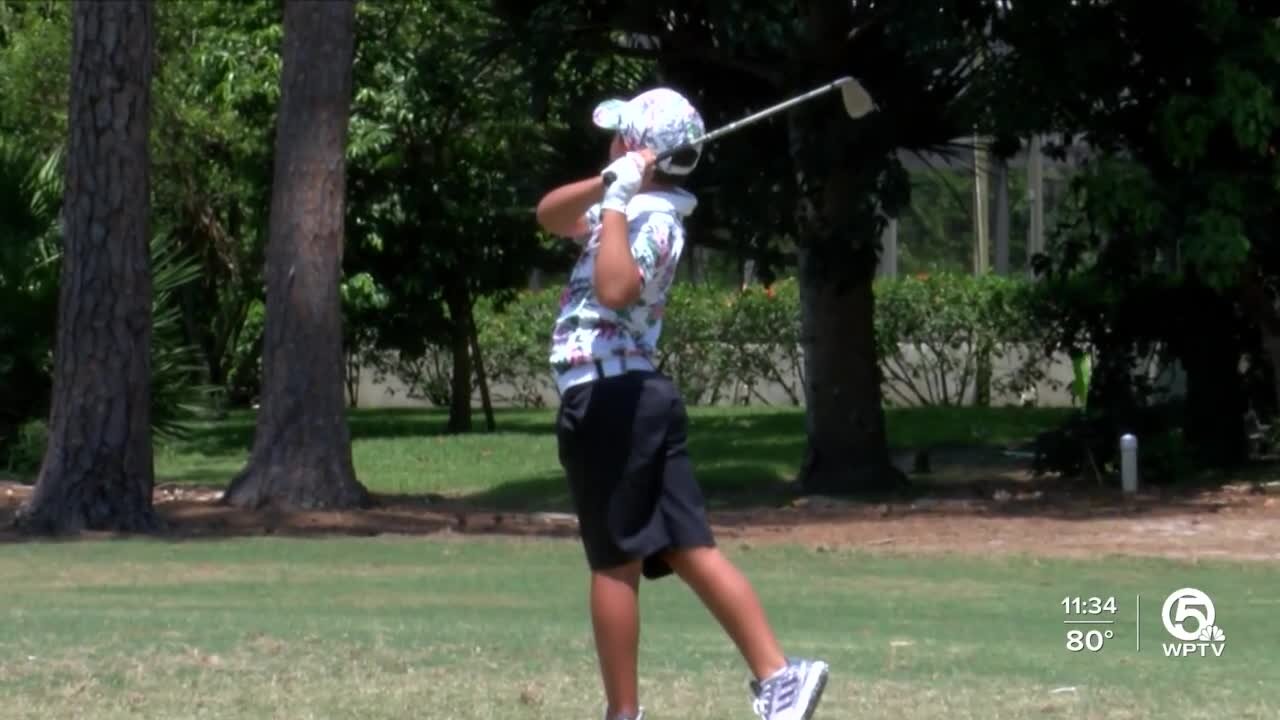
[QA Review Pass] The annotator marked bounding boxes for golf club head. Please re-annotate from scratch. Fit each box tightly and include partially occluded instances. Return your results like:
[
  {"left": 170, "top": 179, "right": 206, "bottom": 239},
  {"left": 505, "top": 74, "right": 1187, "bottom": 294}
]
[{"left": 835, "top": 77, "right": 874, "bottom": 119}]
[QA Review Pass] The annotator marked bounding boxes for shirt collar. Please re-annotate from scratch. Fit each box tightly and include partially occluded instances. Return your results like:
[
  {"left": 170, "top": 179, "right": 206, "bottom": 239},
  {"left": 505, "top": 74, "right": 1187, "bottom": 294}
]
[{"left": 627, "top": 187, "right": 697, "bottom": 221}]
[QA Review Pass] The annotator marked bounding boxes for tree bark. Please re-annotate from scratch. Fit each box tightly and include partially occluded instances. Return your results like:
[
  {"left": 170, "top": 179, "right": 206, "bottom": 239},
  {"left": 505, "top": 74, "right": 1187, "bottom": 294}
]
[
  {"left": 795, "top": 246, "right": 905, "bottom": 494},
  {"left": 17, "top": 0, "right": 158, "bottom": 534},
  {"left": 1176, "top": 286, "right": 1248, "bottom": 467},
  {"left": 1236, "top": 260, "right": 1280, "bottom": 417},
  {"left": 467, "top": 296, "right": 496, "bottom": 432},
  {"left": 789, "top": 0, "right": 906, "bottom": 495},
  {"left": 443, "top": 279, "right": 473, "bottom": 433},
  {"left": 222, "top": 0, "right": 368, "bottom": 510}
]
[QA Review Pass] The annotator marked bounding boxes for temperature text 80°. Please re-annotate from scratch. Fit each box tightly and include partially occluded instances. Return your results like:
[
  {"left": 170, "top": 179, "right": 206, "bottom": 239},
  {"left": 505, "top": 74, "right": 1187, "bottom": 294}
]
[{"left": 1066, "top": 629, "right": 1113, "bottom": 652}]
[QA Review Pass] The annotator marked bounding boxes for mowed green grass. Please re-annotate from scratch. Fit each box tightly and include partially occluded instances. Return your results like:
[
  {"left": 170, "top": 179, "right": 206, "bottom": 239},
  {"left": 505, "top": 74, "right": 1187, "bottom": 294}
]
[
  {"left": 154, "top": 405, "right": 1068, "bottom": 508},
  {"left": 1, "top": 537, "right": 1276, "bottom": 719}
]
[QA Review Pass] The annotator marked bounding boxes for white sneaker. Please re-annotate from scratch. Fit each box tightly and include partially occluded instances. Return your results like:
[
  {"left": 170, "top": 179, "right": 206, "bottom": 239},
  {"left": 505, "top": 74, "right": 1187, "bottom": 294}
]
[
  {"left": 749, "top": 658, "right": 829, "bottom": 720},
  {"left": 604, "top": 708, "right": 644, "bottom": 720}
]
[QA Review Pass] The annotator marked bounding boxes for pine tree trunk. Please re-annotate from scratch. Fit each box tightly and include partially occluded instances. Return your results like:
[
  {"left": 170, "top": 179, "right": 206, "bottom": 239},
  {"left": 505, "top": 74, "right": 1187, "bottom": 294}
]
[
  {"left": 222, "top": 0, "right": 368, "bottom": 510},
  {"left": 17, "top": 0, "right": 158, "bottom": 534}
]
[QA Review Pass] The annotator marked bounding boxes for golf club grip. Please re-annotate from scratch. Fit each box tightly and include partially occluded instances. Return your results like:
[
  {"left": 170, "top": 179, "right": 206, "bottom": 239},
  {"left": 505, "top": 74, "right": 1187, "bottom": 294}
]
[{"left": 601, "top": 147, "right": 682, "bottom": 186}]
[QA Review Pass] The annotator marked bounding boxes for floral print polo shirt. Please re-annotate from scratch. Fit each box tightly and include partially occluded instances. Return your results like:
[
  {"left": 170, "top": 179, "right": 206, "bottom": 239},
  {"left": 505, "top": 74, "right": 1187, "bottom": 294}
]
[{"left": 548, "top": 188, "right": 697, "bottom": 381}]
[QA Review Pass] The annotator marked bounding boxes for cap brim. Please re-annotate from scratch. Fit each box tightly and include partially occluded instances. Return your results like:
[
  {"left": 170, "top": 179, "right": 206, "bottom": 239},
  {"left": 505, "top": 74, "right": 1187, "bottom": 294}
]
[{"left": 591, "top": 99, "right": 627, "bottom": 130}]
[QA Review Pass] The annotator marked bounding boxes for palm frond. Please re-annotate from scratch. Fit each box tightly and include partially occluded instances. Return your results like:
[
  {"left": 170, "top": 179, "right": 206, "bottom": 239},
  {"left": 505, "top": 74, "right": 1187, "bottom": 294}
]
[{"left": 149, "top": 230, "right": 219, "bottom": 441}]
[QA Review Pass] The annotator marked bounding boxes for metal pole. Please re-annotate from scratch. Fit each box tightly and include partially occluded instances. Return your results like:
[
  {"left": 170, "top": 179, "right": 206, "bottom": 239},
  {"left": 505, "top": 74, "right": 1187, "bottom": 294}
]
[
  {"left": 878, "top": 217, "right": 899, "bottom": 278},
  {"left": 1120, "top": 434, "right": 1139, "bottom": 494},
  {"left": 1027, "top": 135, "right": 1045, "bottom": 278},
  {"left": 973, "top": 137, "right": 989, "bottom": 275}
]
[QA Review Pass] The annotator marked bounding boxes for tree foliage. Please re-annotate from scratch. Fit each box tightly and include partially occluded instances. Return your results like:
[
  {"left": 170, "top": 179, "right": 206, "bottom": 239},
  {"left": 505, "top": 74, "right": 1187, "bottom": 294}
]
[
  {"left": 344, "top": 0, "right": 652, "bottom": 430},
  {"left": 994, "top": 0, "right": 1280, "bottom": 469}
]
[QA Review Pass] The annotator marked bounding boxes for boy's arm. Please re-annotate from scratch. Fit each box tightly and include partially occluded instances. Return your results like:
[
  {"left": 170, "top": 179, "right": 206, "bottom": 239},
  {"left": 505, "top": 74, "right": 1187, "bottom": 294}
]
[
  {"left": 592, "top": 151, "right": 656, "bottom": 310},
  {"left": 594, "top": 210, "right": 643, "bottom": 309},
  {"left": 535, "top": 177, "right": 604, "bottom": 238}
]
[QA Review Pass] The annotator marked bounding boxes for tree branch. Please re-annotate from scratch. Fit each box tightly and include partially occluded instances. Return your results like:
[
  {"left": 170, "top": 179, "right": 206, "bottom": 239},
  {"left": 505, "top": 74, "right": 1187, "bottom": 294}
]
[{"left": 588, "top": 36, "right": 784, "bottom": 87}]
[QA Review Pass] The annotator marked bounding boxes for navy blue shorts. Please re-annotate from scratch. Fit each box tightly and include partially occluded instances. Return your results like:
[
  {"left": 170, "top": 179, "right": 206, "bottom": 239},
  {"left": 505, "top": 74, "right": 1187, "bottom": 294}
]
[{"left": 555, "top": 369, "right": 716, "bottom": 580}]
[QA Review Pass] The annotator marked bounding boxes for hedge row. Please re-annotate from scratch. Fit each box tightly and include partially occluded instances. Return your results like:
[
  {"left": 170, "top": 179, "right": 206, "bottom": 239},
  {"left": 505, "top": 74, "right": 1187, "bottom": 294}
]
[{"left": 396, "top": 273, "right": 1056, "bottom": 409}]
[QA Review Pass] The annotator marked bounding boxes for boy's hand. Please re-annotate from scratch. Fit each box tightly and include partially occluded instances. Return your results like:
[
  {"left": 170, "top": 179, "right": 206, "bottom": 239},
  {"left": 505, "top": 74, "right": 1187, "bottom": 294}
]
[
  {"left": 601, "top": 150, "right": 656, "bottom": 214},
  {"left": 635, "top": 148, "right": 657, "bottom": 182}
]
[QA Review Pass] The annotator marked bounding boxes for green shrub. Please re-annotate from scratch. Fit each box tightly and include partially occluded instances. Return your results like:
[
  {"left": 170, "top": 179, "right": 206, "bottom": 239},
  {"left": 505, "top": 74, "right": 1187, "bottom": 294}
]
[
  {"left": 656, "top": 283, "right": 740, "bottom": 404},
  {"left": 469, "top": 273, "right": 1050, "bottom": 408},
  {"left": 875, "top": 273, "right": 1052, "bottom": 406},
  {"left": 3, "top": 419, "right": 48, "bottom": 476},
  {"left": 150, "top": 233, "right": 221, "bottom": 440},
  {"left": 0, "top": 138, "right": 59, "bottom": 468},
  {"left": 475, "top": 290, "right": 559, "bottom": 408},
  {"left": 225, "top": 299, "right": 265, "bottom": 406}
]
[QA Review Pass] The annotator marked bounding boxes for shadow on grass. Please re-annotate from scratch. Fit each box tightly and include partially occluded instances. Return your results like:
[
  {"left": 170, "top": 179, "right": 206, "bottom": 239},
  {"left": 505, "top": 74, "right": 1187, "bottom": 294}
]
[
  {"left": 457, "top": 463, "right": 798, "bottom": 514},
  {"left": 154, "top": 468, "right": 239, "bottom": 485},
  {"left": 0, "top": 404, "right": 1248, "bottom": 546},
  {"left": 171, "top": 404, "right": 1062, "bottom": 463},
  {"left": 172, "top": 408, "right": 558, "bottom": 458},
  {"left": 156, "top": 405, "right": 1250, "bottom": 522}
]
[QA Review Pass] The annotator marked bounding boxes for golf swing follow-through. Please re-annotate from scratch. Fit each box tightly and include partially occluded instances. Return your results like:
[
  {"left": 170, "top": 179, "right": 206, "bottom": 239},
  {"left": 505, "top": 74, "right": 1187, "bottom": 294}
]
[
  {"left": 602, "top": 76, "right": 875, "bottom": 187},
  {"left": 535, "top": 76, "right": 873, "bottom": 720}
]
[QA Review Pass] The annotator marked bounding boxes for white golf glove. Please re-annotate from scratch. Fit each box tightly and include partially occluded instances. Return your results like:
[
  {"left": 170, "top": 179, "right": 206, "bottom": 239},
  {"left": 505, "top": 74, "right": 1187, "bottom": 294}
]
[{"left": 601, "top": 152, "right": 645, "bottom": 214}]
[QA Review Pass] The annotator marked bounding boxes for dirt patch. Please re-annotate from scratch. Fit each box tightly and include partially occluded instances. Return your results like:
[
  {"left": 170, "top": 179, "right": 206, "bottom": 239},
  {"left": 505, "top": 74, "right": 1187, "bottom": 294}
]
[{"left": 3, "top": 476, "right": 1279, "bottom": 562}]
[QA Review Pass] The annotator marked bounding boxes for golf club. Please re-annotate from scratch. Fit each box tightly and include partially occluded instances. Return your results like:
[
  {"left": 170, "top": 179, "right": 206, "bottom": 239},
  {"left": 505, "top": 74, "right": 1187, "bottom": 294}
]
[{"left": 602, "top": 76, "right": 874, "bottom": 186}]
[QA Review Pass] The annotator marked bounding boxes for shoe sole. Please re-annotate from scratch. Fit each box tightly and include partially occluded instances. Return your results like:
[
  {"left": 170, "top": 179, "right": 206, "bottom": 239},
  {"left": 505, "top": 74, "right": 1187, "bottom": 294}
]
[{"left": 801, "top": 664, "right": 829, "bottom": 720}]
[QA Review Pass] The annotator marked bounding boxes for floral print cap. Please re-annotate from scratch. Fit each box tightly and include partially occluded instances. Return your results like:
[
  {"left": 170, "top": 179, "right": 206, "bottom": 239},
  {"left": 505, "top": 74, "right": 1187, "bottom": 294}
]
[{"left": 592, "top": 87, "right": 706, "bottom": 175}]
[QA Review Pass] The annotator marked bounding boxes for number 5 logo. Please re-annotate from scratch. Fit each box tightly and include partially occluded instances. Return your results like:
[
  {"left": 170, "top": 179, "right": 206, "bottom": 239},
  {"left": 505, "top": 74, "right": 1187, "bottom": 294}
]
[{"left": 1161, "top": 588, "right": 1215, "bottom": 642}]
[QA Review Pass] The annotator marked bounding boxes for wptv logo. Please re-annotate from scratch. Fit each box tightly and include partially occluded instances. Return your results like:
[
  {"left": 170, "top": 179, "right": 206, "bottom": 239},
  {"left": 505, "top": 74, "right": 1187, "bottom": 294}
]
[{"left": 1160, "top": 588, "right": 1226, "bottom": 658}]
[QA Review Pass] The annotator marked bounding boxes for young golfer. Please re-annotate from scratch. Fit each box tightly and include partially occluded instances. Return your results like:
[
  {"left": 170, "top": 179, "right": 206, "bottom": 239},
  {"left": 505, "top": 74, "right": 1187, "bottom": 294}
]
[{"left": 534, "top": 87, "right": 829, "bottom": 720}]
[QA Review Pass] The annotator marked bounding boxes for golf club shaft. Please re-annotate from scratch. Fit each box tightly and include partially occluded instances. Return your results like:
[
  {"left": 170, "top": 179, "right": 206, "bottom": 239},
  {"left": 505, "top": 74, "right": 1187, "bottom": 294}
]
[{"left": 602, "top": 77, "right": 853, "bottom": 186}]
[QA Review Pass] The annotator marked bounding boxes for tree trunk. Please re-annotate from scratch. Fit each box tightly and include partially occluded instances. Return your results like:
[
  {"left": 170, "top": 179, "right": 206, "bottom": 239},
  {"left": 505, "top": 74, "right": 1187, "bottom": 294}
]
[
  {"left": 972, "top": 141, "right": 989, "bottom": 274},
  {"left": 685, "top": 242, "right": 702, "bottom": 284},
  {"left": 467, "top": 297, "right": 496, "bottom": 432},
  {"left": 1026, "top": 135, "right": 1045, "bottom": 278},
  {"left": 17, "top": 0, "right": 158, "bottom": 534},
  {"left": 785, "top": 0, "right": 907, "bottom": 496},
  {"left": 443, "top": 279, "right": 473, "bottom": 433},
  {"left": 345, "top": 349, "right": 360, "bottom": 409},
  {"left": 978, "top": 158, "right": 1000, "bottom": 407},
  {"left": 1259, "top": 333, "right": 1280, "bottom": 418},
  {"left": 795, "top": 246, "right": 905, "bottom": 494},
  {"left": 1178, "top": 288, "right": 1248, "bottom": 467},
  {"left": 1236, "top": 260, "right": 1280, "bottom": 418},
  {"left": 222, "top": 0, "right": 368, "bottom": 510}
]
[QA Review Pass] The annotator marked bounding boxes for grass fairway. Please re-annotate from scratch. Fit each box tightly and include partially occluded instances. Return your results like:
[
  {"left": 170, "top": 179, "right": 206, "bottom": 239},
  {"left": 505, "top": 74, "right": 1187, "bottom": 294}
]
[
  {"left": 153, "top": 405, "right": 1068, "bottom": 508},
  {"left": 2, "top": 537, "right": 1276, "bottom": 719}
]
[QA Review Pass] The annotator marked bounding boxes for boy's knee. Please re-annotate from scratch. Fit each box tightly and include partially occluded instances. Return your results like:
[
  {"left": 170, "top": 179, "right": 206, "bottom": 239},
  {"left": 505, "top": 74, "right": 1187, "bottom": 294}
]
[
  {"left": 594, "top": 559, "right": 644, "bottom": 585},
  {"left": 661, "top": 545, "right": 719, "bottom": 575}
]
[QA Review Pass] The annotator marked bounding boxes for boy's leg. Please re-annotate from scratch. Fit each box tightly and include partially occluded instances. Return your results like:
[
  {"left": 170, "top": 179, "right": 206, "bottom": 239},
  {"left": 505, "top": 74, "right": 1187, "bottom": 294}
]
[
  {"left": 558, "top": 374, "right": 670, "bottom": 720},
  {"left": 650, "top": 382, "right": 828, "bottom": 719},
  {"left": 664, "top": 547, "right": 829, "bottom": 720},
  {"left": 663, "top": 546, "right": 786, "bottom": 680},
  {"left": 591, "top": 560, "right": 644, "bottom": 719}
]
